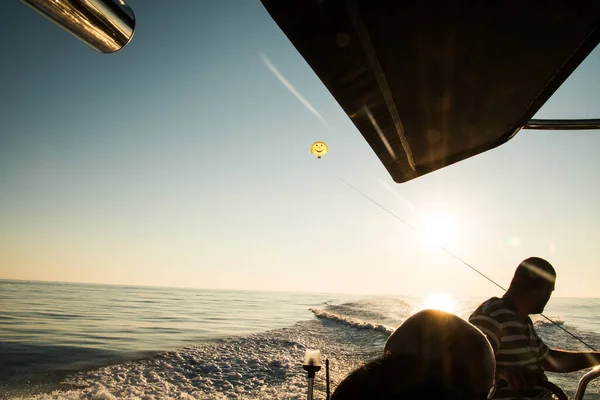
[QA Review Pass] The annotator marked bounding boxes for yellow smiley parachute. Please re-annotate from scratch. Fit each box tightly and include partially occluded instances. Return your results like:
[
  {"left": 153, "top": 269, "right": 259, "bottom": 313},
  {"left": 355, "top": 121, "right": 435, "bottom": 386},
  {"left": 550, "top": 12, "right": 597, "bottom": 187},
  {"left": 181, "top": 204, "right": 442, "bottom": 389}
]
[{"left": 310, "top": 141, "right": 328, "bottom": 159}]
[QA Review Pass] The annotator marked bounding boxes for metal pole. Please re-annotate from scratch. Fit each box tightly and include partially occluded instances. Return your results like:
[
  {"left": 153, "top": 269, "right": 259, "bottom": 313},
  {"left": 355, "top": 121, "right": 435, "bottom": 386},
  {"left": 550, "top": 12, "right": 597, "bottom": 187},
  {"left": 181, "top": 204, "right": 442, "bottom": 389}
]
[
  {"left": 21, "top": 0, "right": 135, "bottom": 53},
  {"left": 307, "top": 377, "right": 315, "bottom": 400},
  {"left": 326, "top": 359, "right": 330, "bottom": 400},
  {"left": 574, "top": 365, "right": 600, "bottom": 400},
  {"left": 524, "top": 119, "right": 600, "bottom": 130}
]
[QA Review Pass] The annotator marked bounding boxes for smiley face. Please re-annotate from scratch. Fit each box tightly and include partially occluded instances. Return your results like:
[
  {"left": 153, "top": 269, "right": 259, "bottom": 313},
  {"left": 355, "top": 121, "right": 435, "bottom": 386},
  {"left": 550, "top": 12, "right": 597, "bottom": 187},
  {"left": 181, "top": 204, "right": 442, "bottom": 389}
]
[{"left": 310, "top": 141, "right": 328, "bottom": 158}]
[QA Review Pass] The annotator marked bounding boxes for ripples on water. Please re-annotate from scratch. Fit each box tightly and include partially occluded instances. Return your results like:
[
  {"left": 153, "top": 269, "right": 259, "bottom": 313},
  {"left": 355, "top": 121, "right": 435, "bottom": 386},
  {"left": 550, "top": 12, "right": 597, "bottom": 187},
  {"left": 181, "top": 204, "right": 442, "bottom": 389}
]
[{"left": 1, "top": 280, "right": 599, "bottom": 399}]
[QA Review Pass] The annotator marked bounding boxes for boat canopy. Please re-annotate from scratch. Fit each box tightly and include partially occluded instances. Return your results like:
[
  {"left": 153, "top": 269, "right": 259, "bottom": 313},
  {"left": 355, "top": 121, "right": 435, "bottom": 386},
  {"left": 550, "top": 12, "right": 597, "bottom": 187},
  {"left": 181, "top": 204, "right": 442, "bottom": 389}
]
[{"left": 260, "top": 0, "right": 600, "bottom": 183}]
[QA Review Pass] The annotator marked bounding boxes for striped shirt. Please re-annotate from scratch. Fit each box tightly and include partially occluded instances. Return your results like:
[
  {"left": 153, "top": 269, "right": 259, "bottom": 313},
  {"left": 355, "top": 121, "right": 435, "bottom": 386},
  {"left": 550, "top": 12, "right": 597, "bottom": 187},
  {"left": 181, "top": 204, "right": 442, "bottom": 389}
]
[{"left": 469, "top": 297, "right": 552, "bottom": 400}]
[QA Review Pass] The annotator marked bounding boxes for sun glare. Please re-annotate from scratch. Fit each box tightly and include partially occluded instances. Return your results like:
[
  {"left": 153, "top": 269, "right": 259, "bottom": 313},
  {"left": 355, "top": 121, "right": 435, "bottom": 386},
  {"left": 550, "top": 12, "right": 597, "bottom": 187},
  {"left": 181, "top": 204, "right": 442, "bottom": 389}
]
[
  {"left": 418, "top": 293, "right": 456, "bottom": 314},
  {"left": 420, "top": 212, "right": 459, "bottom": 246}
]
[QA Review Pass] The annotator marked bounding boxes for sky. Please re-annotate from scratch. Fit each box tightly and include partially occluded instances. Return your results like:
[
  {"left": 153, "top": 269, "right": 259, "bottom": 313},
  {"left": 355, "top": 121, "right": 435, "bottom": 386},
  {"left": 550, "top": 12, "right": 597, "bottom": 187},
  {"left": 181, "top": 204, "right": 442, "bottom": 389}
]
[{"left": 1, "top": 1, "right": 599, "bottom": 297}]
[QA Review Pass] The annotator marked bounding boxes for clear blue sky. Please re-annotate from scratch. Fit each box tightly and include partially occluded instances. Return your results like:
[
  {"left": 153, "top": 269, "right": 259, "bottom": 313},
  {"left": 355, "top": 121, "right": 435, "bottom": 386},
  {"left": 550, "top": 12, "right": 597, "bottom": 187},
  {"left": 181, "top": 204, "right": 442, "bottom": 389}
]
[{"left": 1, "top": 1, "right": 599, "bottom": 297}]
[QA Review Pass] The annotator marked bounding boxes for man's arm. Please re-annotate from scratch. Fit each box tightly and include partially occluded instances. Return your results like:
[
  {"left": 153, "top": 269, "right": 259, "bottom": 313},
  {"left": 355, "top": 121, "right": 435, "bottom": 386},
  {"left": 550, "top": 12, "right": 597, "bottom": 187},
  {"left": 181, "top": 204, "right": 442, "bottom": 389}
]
[{"left": 542, "top": 349, "right": 600, "bottom": 373}]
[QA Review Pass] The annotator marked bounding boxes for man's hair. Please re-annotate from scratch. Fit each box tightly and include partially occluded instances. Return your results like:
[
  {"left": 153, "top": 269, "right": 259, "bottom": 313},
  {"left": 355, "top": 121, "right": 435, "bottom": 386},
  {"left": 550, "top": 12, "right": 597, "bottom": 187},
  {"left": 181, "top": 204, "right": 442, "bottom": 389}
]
[
  {"left": 510, "top": 257, "right": 556, "bottom": 289},
  {"left": 331, "top": 354, "right": 473, "bottom": 400}
]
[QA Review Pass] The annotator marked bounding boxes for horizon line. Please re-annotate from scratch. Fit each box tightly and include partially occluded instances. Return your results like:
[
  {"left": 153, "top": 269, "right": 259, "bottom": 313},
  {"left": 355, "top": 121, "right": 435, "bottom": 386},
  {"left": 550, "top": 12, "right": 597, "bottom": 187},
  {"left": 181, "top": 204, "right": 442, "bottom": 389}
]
[{"left": 1, "top": 277, "right": 597, "bottom": 299}]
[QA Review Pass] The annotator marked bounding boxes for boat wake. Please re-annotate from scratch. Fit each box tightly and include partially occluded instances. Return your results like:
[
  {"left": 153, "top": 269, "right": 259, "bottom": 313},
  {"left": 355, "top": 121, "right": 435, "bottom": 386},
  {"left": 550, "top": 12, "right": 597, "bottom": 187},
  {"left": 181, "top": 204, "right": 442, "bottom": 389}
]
[
  {"left": 7, "top": 317, "right": 386, "bottom": 400},
  {"left": 534, "top": 317, "right": 565, "bottom": 327},
  {"left": 309, "top": 308, "right": 394, "bottom": 335}
]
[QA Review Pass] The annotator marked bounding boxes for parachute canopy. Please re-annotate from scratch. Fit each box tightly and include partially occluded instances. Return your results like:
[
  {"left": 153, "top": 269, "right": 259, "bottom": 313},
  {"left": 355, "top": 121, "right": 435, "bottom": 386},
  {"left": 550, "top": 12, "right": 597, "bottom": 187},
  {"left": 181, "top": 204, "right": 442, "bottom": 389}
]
[
  {"left": 261, "top": 0, "right": 600, "bottom": 183},
  {"left": 310, "top": 141, "right": 328, "bottom": 158}
]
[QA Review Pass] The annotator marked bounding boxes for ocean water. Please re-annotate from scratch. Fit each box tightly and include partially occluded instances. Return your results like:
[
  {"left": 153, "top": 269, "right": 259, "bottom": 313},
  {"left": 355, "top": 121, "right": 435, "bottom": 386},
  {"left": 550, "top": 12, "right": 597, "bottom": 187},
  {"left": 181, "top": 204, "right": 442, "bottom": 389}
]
[{"left": 1, "top": 280, "right": 599, "bottom": 399}]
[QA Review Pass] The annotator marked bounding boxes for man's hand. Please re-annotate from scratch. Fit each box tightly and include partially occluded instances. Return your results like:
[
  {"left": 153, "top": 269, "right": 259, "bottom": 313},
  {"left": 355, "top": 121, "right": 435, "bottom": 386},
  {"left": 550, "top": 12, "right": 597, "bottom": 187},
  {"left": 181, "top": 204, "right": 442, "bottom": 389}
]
[{"left": 498, "top": 367, "right": 542, "bottom": 390}]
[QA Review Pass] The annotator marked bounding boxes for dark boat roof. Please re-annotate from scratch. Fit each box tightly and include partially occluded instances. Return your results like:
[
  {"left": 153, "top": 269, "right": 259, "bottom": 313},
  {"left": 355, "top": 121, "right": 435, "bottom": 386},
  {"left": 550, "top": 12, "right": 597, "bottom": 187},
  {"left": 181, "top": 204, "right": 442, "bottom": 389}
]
[{"left": 260, "top": 0, "right": 600, "bottom": 183}]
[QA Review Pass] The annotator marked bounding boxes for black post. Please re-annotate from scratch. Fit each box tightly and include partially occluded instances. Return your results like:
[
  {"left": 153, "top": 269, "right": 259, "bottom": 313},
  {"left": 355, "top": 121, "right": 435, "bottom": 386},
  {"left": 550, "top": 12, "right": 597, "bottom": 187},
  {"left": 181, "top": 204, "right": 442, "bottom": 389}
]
[{"left": 326, "top": 359, "right": 330, "bottom": 400}]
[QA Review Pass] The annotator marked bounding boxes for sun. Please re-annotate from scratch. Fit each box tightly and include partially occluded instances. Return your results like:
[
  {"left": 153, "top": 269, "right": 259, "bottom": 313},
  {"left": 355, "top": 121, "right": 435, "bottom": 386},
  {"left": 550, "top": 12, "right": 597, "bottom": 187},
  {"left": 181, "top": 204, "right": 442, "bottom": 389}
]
[
  {"left": 418, "top": 293, "right": 456, "bottom": 314},
  {"left": 419, "top": 212, "right": 459, "bottom": 247}
]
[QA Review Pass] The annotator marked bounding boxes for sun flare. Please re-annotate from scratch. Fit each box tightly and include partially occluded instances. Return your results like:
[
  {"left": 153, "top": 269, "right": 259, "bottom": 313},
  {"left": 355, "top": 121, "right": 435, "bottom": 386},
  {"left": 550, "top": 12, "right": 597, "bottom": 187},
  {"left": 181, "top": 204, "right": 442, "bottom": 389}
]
[
  {"left": 420, "top": 212, "right": 459, "bottom": 246},
  {"left": 418, "top": 293, "right": 456, "bottom": 314}
]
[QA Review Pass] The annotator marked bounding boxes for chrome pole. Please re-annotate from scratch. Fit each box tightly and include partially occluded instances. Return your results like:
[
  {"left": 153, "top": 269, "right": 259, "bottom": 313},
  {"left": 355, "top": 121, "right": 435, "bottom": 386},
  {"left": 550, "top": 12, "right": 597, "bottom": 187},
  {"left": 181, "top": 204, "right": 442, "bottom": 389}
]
[
  {"left": 574, "top": 365, "right": 600, "bottom": 400},
  {"left": 21, "top": 0, "right": 135, "bottom": 53},
  {"left": 307, "top": 377, "right": 315, "bottom": 400},
  {"left": 524, "top": 119, "right": 600, "bottom": 130}
]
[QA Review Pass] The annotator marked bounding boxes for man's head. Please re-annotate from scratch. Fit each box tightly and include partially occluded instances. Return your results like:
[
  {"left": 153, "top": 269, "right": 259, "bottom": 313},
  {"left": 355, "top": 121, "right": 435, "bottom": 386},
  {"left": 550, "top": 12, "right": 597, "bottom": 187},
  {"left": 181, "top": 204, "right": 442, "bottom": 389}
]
[
  {"left": 507, "top": 257, "right": 556, "bottom": 314},
  {"left": 382, "top": 309, "right": 496, "bottom": 399}
]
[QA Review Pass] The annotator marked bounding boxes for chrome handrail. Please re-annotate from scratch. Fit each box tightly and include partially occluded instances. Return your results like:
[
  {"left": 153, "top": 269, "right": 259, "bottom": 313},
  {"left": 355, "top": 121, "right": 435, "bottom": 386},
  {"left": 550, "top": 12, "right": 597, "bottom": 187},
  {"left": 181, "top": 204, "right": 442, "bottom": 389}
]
[
  {"left": 21, "top": 0, "right": 135, "bottom": 53},
  {"left": 524, "top": 119, "right": 600, "bottom": 130},
  {"left": 574, "top": 365, "right": 600, "bottom": 400}
]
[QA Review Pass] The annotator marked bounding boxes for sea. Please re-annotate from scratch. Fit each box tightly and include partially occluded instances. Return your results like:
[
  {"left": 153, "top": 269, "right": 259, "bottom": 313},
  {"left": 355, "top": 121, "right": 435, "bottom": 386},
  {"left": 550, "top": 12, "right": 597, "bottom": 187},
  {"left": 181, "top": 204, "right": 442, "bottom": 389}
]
[{"left": 1, "top": 280, "right": 599, "bottom": 400}]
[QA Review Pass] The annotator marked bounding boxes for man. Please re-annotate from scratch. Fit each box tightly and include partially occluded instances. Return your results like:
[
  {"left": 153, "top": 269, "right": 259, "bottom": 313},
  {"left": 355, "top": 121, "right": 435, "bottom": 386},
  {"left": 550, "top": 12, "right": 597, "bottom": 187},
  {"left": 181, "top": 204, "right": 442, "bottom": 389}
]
[
  {"left": 469, "top": 257, "right": 600, "bottom": 399},
  {"left": 332, "top": 309, "right": 496, "bottom": 399}
]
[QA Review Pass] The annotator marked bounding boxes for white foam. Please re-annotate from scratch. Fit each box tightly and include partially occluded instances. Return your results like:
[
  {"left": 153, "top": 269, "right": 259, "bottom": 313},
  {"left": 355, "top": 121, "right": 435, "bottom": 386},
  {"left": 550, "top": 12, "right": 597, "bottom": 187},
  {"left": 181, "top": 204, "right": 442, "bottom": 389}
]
[
  {"left": 533, "top": 317, "right": 565, "bottom": 327},
  {"left": 7, "top": 319, "right": 382, "bottom": 399},
  {"left": 309, "top": 308, "right": 394, "bottom": 334},
  {"left": 91, "top": 389, "right": 117, "bottom": 400}
]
